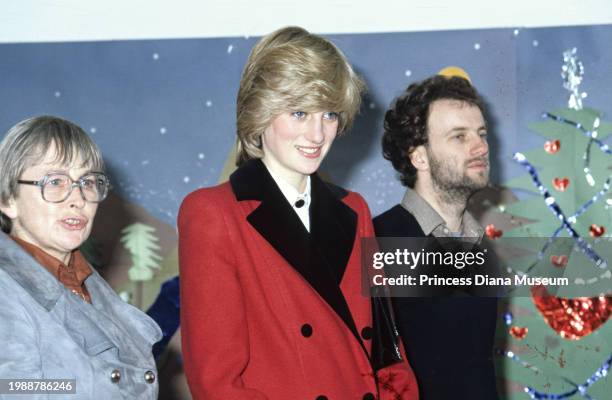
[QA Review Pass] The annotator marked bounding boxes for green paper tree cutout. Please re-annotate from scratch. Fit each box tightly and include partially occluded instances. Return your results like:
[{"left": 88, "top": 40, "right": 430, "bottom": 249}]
[
  {"left": 497, "top": 50, "right": 611, "bottom": 399},
  {"left": 504, "top": 107, "right": 612, "bottom": 296},
  {"left": 120, "top": 222, "right": 163, "bottom": 309},
  {"left": 121, "top": 222, "right": 163, "bottom": 282}
]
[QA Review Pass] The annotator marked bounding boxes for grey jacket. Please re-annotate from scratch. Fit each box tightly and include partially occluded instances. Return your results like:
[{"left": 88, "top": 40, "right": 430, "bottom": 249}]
[{"left": 0, "top": 233, "right": 161, "bottom": 399}]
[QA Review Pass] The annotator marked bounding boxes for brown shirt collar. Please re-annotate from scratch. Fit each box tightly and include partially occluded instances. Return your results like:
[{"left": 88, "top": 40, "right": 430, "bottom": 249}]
[{"left": 11, "top": 236, "right": 93, "bottom": 303}]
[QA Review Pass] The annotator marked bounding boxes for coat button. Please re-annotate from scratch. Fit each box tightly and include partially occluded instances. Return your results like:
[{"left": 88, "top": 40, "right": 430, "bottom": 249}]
[
  {"left": 315, "top": 396, "right": 328, "bottom": 400},
  {"left": 361, "top": 326, "right": 373, "bottom": 340},
  {"left": 363, "top": 393, "right": 376, "bottom": 400},
  {"left": 110, "top": 369, "right": 121, "bottom": 383},
  {"left": 144, "top": 370, "right": 156, "bottom": 384},
  {"left": 301, "top": 323, "right": 313, "bottom": 338}
]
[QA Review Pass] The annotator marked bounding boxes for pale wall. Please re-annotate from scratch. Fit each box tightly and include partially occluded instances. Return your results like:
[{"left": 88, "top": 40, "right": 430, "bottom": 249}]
[{"left": 2, "top": 0, "right": 612, "bottom": 43}]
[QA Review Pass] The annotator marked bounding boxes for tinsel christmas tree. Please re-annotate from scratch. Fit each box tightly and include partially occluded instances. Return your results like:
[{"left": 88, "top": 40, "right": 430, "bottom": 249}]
[{"left": 494, "top": 48, "right": 611, "bottom": 399}]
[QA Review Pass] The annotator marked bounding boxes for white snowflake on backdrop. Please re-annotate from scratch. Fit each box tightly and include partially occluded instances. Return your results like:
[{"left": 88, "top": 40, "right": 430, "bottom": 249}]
[{"left": 362, "top": 168, "right": 401, "bottom": 205}]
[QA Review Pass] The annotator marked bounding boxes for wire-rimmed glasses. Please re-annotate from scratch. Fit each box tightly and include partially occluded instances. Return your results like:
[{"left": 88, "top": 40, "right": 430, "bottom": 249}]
[{"left": 18, "top": 172, "right": 111, "bottom": 203}]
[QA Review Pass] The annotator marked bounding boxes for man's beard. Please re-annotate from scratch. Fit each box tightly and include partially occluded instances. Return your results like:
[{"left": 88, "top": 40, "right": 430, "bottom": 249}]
[{"left": 427, "top": 151, "right": 489, "bottom": 205}]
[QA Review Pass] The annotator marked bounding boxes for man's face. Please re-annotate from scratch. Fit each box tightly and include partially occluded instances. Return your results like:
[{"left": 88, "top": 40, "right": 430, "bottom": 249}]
[{"left": 423, "top": 99, "right": 489, "bottom": 197}]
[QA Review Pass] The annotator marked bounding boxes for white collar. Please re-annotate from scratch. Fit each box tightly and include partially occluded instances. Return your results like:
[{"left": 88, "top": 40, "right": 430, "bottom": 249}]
[
  {"left": 267, "top": 168, "right": 311, "bottom": 208},
  {"left": 265, "top": 166, "right": 312, "bottom": 232}
]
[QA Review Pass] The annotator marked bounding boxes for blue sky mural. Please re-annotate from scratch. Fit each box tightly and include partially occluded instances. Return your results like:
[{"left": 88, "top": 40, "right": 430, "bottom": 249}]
[{"left": 1, "top": 24, "right": 611, "bottom": 225}]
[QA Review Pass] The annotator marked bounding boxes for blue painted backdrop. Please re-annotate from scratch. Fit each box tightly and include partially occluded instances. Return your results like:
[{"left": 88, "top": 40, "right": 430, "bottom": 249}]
[{"left": 2, "top": 24, "right": 611, "bottom": 225}]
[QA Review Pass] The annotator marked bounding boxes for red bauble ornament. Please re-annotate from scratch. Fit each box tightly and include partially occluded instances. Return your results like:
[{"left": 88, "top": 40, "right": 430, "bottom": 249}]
[
  {"left": 531, "top": 285, "right": 611, "bottom": 340},
  {"left": 485, "top": 224, "right": 503, "bottom": 239},
  {"left": 544, "top": 139, "right": 561, "bottom": 154},
  {"left": 550, "top": 255, "right": 568, "bottom": 267},
  {"left": 589, "top": 224, "right": 605, "bottom": 238},
  {"left": 553, "top": 177, "right": 570, "bottom": 191},
  {"left": 509, "top": 326, "right": 529, "bottom": 340}
]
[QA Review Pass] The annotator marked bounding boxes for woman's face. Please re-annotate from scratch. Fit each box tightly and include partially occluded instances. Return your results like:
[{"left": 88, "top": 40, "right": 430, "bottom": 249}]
[
  {"left": 261, "top": 110, "right": 339, "bottom": 189},
  {"left": 0, "top": 145, "right": 99, "bottom": 263}
]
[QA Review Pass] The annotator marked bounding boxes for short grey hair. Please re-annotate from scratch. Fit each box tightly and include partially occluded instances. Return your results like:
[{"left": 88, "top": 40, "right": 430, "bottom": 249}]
[{"left": 0, "top": 115, "right": 105, "bottom": 233}]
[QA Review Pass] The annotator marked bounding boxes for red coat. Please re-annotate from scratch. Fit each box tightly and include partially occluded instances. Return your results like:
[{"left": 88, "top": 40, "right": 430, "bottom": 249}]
[{"left": 179, "top": 159, "right": 418, "bottom": 400}]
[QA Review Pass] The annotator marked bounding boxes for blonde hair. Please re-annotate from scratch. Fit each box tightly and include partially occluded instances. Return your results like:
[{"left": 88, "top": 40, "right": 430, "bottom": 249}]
[{"left": 235, "top": 26, "right": 365, "bottom": 166}]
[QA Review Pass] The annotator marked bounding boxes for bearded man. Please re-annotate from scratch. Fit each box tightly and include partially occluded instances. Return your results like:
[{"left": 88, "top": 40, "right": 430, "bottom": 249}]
[{"left": 374, "top": 75, "right": 500, "bottom": 400}]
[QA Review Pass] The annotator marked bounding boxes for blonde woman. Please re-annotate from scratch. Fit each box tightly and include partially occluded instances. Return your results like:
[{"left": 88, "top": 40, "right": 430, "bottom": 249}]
[{"left": 179, "top": 27, "right": 418, "bottom": 399}]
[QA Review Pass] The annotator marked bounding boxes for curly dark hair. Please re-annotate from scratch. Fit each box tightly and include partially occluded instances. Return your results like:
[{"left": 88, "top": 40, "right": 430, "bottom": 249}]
[{"left": 382, "top": 75, "right": 485, "bottom": 187}]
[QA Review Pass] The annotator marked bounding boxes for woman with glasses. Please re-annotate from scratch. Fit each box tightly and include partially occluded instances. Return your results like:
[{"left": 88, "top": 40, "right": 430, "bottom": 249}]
[
  {"left": 178, "top": 27, "right": 418, "bottom": 399},
  {"left": 0, "top": 116, "right": 161, "bottom": 399}
]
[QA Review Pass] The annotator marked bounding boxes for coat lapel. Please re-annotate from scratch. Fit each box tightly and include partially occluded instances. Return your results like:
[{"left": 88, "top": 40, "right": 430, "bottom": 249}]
[
  {"left": 309, "top": 173, "right": 356, "bottom": 284},
  {"left": 230, "top": 160, "right": 362, "bottom": 343},
  {"left": 0, "top": 232, "right": 63, "bottom": 310}
]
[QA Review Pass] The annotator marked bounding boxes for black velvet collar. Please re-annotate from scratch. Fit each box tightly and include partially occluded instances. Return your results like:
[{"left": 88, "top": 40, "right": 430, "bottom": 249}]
[{"left": 230, "top": 159, "right": 362, "bottom": 343}]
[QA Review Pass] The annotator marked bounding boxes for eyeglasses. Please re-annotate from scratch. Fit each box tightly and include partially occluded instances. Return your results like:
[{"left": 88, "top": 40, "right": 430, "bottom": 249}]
[{"left": 18, "top": 172, "right": 111, "bottom": 203}]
